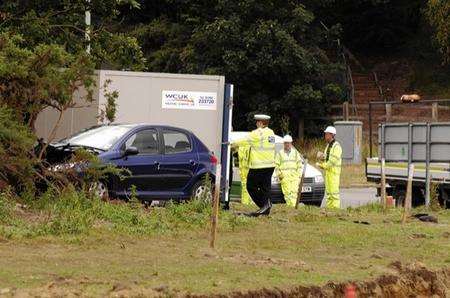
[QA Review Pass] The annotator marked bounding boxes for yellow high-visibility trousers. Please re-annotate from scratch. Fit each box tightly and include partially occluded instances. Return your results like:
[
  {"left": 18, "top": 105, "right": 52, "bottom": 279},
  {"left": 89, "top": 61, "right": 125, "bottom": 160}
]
[
  {"left": 325, "top": 171, "right": 340, "bottom": 208},
  {"left": 281, "top": 177, "right": 300, "bottom": 207},
  {"left": 240, "top": 167, "right": 253, "bottom": 205}
]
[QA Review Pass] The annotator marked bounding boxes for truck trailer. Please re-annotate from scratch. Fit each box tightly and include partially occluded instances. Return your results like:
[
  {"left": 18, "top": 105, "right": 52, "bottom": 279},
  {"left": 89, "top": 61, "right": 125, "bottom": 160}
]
[{"left": 366, "top": 122, "right": 450, "bottom": 208}]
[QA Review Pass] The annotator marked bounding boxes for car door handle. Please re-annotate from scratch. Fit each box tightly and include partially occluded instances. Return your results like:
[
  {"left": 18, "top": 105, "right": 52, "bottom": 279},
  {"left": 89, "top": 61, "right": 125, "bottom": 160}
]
[
  {"left": 154, "top": 161, "right": 160, "bottom": 170},
  {"left": 190, "top": 160, "right": 197, "bottom": 166}
]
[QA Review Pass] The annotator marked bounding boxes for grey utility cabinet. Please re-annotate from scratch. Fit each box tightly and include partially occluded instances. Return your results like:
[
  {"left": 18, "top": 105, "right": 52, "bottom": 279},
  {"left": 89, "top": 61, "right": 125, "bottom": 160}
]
[{"left": 334, "top": 121, "right": 363, "bottom": 164}]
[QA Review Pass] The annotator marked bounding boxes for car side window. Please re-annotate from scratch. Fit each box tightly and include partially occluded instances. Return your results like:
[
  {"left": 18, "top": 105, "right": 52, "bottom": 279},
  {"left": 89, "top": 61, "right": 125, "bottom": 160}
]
[
  {"left": 125, "top": 129, "right": 159, "bottom": 155},
  {"left": 163, "top": 130, "right": 191, "bottom": 154}
]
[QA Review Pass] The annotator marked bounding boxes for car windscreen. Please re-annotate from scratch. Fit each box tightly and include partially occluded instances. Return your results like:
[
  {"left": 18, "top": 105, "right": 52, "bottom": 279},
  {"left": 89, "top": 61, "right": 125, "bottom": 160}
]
[{"left": 55, "top": 126, "right": 134, "bottom": 151}]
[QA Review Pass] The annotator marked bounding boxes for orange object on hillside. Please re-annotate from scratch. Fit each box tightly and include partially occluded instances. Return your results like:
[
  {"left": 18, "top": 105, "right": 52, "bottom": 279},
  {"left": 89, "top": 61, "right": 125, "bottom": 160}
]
[{"left": 400, "top": 94, "right": 421, "bottom": 102}]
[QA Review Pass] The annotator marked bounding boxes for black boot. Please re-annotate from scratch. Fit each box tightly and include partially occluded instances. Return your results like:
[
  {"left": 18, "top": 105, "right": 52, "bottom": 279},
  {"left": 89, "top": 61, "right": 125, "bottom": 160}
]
[{"left": 247, "top": 201, "right": 272, "bottom": 217}]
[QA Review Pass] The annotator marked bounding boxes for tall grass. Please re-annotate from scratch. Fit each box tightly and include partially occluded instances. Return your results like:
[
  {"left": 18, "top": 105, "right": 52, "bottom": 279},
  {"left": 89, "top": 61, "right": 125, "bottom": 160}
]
[
  {"left": 295, "top": 137, "right": 379, "bottom": 162},
  {"left": 0, "top": 186, "right": 250, "bottom": 239},
  {"left": 295, "top": 138, "right": 326, "bottom": 162},
  {"left": 0, "top": 190, "right": 14, "bottom": 224},
  {"left": 295, "top": 138, "right": 377, "bottom": 187}
]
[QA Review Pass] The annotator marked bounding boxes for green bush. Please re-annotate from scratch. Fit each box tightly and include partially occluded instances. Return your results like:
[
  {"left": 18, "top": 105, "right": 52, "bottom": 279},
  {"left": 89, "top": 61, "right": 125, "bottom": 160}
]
[
  {"left": 0, "top": 191, "right": 14, "bottom": 224},
  {"left": 0, "top": 106, "right": 37, "bottom": 193},
  {"left": 37, "top": 187, "right": 99, "bottom": 235}
]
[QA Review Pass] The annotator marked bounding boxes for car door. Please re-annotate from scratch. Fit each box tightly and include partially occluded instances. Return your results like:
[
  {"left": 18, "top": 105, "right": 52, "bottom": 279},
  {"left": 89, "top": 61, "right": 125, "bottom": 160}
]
[
  {"left": 114, "top": 128, "right": 163, "bottom": 197},
  {"left": 159, "top": 129, "right": 199, "bottom": 193}
]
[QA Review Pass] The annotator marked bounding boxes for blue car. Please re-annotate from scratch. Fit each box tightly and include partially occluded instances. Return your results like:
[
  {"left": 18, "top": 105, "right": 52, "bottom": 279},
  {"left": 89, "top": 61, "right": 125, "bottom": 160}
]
[{"left": 48, "top": 124, "right": 217, "bottom": 201}]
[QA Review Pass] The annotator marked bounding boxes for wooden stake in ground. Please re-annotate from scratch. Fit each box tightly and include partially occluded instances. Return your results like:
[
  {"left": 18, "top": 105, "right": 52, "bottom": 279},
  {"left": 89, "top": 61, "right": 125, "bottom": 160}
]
[
  {"left": 380, "top": 158, "right": 387, "bottom": 209},
  {"left": 402, "top": 164, "right": 414, "bottom": 224},
  {"left": 295, "top": 159, "right": 308, "bottom": 209},
  {"left": 210, "top": 164, "right": 221, "bottom": 249}
]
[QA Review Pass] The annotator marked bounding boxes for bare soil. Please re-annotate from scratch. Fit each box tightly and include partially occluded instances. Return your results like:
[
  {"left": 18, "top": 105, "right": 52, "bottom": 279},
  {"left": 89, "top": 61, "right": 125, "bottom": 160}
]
[
  {"left": 189, "top": 262, "right": 450, "bottom": 298},
  {"left": 2, "top": 262, "right": 448, "bottom": 297}
]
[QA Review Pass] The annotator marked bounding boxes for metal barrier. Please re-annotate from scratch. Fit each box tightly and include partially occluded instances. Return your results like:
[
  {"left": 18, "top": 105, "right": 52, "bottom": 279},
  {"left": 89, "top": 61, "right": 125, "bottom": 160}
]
[
  {"left": 369, "top": 99, "right": 450, "bottom": 157},
  {"left": 378, "top": 122, "right": 450, "bottom": 205}
]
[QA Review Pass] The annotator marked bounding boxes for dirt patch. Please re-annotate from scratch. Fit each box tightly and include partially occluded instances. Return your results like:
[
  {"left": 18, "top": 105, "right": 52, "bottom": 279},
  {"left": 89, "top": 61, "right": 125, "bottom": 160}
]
[
  {"left": 189, "top": 262, "right": 450, "bottom": 298},
  {"left": 2, "top": 262, "right": 448, "bottom": 297},
  {"left": 220, "top": 254, "right": 308, "bottom": 270}
]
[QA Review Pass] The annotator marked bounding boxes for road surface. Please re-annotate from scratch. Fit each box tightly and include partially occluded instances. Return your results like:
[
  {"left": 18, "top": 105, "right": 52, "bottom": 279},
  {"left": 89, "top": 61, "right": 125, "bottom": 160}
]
[
  {"left": 340, "top": 187, "right": 379, "bottom": 208},
  {"left": 319, "top": 187, "right": 379, "bottom": 208}
]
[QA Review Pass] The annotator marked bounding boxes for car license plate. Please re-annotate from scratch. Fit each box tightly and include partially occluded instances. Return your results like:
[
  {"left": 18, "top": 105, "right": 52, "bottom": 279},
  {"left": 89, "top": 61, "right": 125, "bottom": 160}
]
[{"left": 301, "top": 186, "right": 312, "bottom": 193}]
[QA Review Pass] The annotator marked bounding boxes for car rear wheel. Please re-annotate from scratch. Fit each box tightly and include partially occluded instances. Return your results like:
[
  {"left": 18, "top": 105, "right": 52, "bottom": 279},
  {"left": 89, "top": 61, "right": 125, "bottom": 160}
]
[
  {"left": 392, "top": 186, "right": 424, "bottom": 207},
  {"left": 393, "top": 186, "right": 406, "bottom": 207},
  {"left": 439, "top": 188, "right": 450, "bottom": 209},
  {"left": 191, "top": 180, "right": 213, "bottom": 202}
]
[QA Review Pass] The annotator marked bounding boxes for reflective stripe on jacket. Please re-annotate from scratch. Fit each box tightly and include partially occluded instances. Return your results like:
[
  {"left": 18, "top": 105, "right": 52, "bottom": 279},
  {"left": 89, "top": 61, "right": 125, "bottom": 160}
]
[
  {"left": 275, "top": 148, "right": 303, "bottom": 178},
  {"left": 233, "top": 127, "right": 276, "bottom": 169},
  {"left": 319, "top": 141, "right": 342, "bottom": 175}
]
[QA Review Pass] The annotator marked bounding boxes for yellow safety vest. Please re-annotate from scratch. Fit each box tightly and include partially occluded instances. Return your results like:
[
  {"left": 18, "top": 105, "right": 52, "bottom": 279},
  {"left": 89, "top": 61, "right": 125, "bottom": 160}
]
[
  {"left": 233, "top": 127, "right": 276, "bottom": 169},
  {"left": 319, "top": 141, "right": 342, "bottom": 175},
  {"left": 275, "top": 149, "right": 303, "bottom": 178}
]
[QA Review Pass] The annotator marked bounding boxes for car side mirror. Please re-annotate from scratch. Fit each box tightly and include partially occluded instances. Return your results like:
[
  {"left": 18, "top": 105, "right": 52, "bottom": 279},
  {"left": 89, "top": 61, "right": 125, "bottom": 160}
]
[{"left": 124, "top": 146, "right": 139, "bottom": 157}]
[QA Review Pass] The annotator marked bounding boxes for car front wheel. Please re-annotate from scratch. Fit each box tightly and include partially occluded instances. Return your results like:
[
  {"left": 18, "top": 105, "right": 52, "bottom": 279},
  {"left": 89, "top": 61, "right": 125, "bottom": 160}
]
[
  {"left": 191, "top": 180, "right": 213, "bottom": 202},
  {"left": 90, "top": 181, "right": 109, "bottom": 200}
]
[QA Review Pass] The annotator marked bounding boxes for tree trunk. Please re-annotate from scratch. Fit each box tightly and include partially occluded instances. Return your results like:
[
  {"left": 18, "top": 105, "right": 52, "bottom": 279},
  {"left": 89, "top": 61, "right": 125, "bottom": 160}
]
[{"left": 297, "top": 118, "right": 304, "bottom": 140}]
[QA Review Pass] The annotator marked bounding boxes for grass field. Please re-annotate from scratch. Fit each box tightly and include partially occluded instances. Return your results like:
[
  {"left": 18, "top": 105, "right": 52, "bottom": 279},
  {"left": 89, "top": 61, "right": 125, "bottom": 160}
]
[
  {"left": 340, "top": 164, "right": 376, "bottom": 188},
  {"left": 0, "top": 195, "right": 449, "bottom": 296}
]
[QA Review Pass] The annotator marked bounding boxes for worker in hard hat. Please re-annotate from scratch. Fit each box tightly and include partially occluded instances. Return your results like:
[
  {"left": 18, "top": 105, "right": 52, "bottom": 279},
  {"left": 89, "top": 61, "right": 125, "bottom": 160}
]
[
  {"left": 316, "top": 126, "right": 342, "bottom": 209},
  {"left": 275, "top": 135, "right": 303, "bottom": 207},
  {"left": 231, "top": 114, "right": 276, "bottom": 216},
  {"left": 237, "top": 145, "right": 253, "bottom": 205}
]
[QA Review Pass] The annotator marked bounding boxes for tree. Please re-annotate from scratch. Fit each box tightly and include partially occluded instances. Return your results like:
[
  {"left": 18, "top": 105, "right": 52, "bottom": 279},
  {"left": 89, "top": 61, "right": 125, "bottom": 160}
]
[
  {"left": 0, "top": 33, "right": 95, "bottom": 137},
  {"left": 0, "top": 2, "right": 131, "bottom": 195},
  {"left": 0, "top": 105, "right": 36, "bottom": 192},
  {"left": 0, "top": 0, "right": 146, "bottom": 70},
  {"left": 426, "top": 0, "right": 450, "bottom": 64},
  {"left": 128, "top": 0, "right": 345, "bottom": 136},
  {"left": 305, "top": 0, "right": 424, "bottom": 54}
]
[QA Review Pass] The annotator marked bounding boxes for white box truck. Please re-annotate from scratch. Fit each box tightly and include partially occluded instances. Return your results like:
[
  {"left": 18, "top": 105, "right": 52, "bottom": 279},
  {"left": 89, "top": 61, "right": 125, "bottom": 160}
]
[{"left": 35, "top": 70, "right": 234, "bottom": 205}]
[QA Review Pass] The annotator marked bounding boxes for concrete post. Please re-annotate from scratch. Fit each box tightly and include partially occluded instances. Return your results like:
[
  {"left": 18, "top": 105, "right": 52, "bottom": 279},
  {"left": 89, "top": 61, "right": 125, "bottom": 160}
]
[{"left": 432, "top": 103, "right": 438, "bottom": 122}]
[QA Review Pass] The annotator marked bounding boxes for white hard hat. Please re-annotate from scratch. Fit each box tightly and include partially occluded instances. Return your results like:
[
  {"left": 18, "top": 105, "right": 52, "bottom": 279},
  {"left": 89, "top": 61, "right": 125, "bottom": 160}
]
[
  {"left": 254, "top": 114, "right": 271, "bottom": 120},
  {"left": 283, "top": 135, "right": 293, "bottom": 143},
  {"left": 324, "top": 126, "right": 337, "bottom": 135}
]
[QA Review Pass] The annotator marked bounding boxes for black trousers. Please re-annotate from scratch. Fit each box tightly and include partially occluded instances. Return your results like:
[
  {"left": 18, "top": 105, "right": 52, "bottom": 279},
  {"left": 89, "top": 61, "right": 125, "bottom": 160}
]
[{"left": 246, "top": 167, "right": 275, "bottom": 208}]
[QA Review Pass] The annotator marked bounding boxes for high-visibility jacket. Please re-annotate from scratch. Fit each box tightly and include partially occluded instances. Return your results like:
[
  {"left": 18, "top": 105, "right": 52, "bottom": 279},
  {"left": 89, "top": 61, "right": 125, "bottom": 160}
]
[
  {"left": 275, "top": 148, "right": 303, "bottom": 179},
  {"left": 232, "top": 127, "right": 276, "bottom": 169},
  {"left": 318, "top": 140, "right": 342, "bottom": 209},
  {"left": 275, "top": 148, "right": 303, "bottom": 207},
  {"left": 238, "top": 146, "right": 253, "bottom": 205}
]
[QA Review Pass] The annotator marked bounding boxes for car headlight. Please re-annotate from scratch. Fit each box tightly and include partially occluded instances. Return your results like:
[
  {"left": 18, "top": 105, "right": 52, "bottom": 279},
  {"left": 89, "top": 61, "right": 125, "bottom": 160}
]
[{"left": 314, "top": 175, "right": 324, "bottom": 183}]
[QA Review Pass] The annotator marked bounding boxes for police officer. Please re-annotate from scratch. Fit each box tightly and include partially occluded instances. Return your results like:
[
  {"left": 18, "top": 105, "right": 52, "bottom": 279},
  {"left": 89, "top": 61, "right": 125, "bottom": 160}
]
[
  {"left": 275, "top": 135, "right": 303, "bottom": 207},
  {"left": 232, "top": 114, "right": 276, "bottom": 216},
  {"left": 317, "top": 126, "right": 342, "bottom": 209}
]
